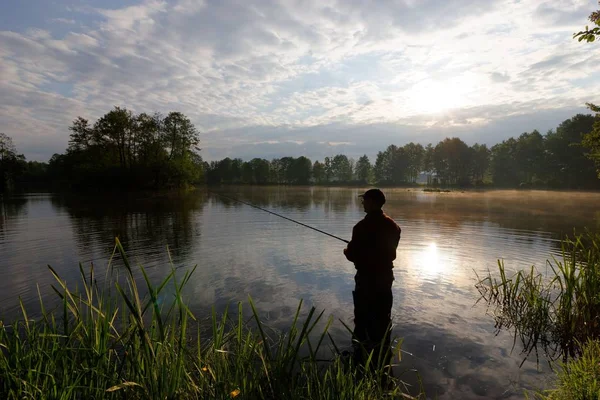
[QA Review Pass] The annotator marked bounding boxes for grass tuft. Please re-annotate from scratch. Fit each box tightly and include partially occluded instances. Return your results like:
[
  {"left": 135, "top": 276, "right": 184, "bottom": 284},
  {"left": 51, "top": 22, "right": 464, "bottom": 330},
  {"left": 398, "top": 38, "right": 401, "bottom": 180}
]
[
  {"left": 0, "top": 238, "right": 420, "bottom": 399},
  {"left": 476, "top": 232, "right": 600, "bottom": 363},
  {"left": 528, "top": 339, "right": 600, "bottom": 400}
]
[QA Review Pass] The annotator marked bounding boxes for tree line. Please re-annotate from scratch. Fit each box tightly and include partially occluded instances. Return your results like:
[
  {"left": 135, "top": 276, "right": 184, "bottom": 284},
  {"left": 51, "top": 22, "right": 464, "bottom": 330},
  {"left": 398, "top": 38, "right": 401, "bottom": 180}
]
[
  {"left": 206, "top": 111, "right": 600, "bottom": 189},
  {"left": 1, "top": 107, "right": 204, "bottom": 192},
  {"left": 1, "top": 106, "right": 599, "bottom": 192}
]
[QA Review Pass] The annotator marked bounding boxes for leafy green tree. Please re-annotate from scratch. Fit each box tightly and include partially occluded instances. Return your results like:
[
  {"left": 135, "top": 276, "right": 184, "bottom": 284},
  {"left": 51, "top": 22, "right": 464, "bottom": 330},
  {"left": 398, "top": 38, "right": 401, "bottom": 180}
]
[
  {"left": 515, "top": 130, "right": 546, "bottom": 185},
  {"left": 374, "top": 146, "right": 396, "bottom": 183},
  {"left": 323, "top": 157, "right": 333, "bottom": 183},
  {"left": 289, "top": 156, "right": 312, "bottom": 184},
  {"left": 470, "top": 143, "right": 490, "bottom": 184},
  {"left": 434, "top": 138, "right": 472, "bottom": 186},
  {"left": 331, "top": 154, "right": 353, "bottom": 182},
  {"left": 269, "top": 158, "right": 283, "bottom": 183},
  {"left": 0, "top": 133, "right": 26, "bottom": 192},
  {"left": 241, "top": 161, "right": 254, "bottom": 183},
  {"left": 250, "top": 158, "right": 270, "bottom": 184},
  {"left": 348, "top": 158, "right": 356, "bottom": 181},
  {"left": 390, "top": 146, "right": 410, "bottom": 184},
  {"left": 163, "top": 112, "right": 199, "bottom": 161},
  {"left": 55, "top": 108, "right": 202, "bottom": 188},
  {"left": 135, "top": 113, "right": 163, "bottom": 167},
  {"left": 93, "top": 107, "right": 135, "bottom": 170},
  {"left": 490, "top": 138, "right": 519, "bottom": 187},
  {"left": 231, "top": 158, "right": 244, "bottom": 183},
  {"left": 312, "top": 161, "right": 326, "bottom": 184},
  {"left": 402, "top": 143, "right": 424, "bottom": 183},
  {"left": 355, "top": 155, "right": 373, "bottom": 184},
  {"left": 67, "top": 117, "right": 93, "bottom": 151},
  {"left": 423, "top": 143, "right": 435, "bottom": 185},
  {"left": 582, "top": 103, "right": 600, "bottom": 178},
  {"left": 279, "top": 157, "right": 296, "bottom": 184},
  {"left": 545, "top": 114, "right": 597, "bottom": 188},
  {"left": 574, "top": 2, "right": 600, "bottom": 43}
]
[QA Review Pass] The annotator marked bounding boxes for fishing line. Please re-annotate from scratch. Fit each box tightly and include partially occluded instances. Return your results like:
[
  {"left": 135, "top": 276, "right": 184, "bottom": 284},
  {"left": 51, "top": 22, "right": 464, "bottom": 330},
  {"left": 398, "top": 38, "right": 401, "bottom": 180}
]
[
  {"left": 208, "top": 192, "right": 450, "bottom": 374},
  {"left": 208, "top": 191, "right": 350, "bottom": 244}
]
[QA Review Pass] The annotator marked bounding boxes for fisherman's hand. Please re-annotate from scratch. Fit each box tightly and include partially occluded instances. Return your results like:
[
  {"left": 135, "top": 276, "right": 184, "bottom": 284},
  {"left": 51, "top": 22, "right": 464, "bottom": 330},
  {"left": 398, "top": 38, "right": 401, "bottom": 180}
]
[{"left": 343, "top": 247, "right": 353, "bottom": 261}]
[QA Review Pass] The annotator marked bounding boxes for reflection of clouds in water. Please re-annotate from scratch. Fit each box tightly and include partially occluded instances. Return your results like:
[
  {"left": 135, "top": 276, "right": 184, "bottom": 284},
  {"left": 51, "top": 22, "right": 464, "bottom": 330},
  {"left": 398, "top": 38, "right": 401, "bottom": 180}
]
[{"left": 2, "top": 188, "right": 600, "bottom": 399}]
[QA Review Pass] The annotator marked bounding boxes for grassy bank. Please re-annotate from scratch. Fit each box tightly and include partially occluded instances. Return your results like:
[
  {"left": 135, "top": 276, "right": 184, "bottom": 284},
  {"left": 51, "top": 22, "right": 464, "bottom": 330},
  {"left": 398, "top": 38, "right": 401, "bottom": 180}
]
[
  {"left": 529, "top": 339, "right": 600, "bottom": 400},
  {"left": 0, "top": 239, "right": 418, "bottom": 399},
  {"left": 476, "top": 232, "right": 600, "bottom": 362}
]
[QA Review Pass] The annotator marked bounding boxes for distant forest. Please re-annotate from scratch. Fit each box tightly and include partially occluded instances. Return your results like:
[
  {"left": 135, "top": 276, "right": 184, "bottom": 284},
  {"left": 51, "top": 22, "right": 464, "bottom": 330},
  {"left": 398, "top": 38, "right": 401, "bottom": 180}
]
[
  {"left": 206, "top": 106, "right": 600, "bottom": 189},
  {"left": 1, "top": 104, "right": 599, "bottom": 192}
]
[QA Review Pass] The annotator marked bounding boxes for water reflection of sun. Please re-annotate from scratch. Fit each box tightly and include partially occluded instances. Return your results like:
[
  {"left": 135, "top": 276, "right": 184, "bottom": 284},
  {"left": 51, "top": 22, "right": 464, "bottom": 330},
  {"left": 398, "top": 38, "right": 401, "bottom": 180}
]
[{"left": 415, "top": 242, "right": 446, "bottom": 277}]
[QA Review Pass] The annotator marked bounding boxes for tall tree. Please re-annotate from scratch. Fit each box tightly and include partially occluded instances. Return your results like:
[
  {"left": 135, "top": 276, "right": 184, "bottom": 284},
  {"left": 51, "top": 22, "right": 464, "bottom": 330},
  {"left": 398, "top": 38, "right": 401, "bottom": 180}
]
[
  {"left": 490, "top": 138, "right": 519, "bottom": 187},
  {"left": 324, "top": 157, "right": 333, "bottom": 183},
  {"left": 390, "top": 146, "right": 410, "bottom": 184},
  {"left": 290, "top": 156, "right": 312, "bottom": 184},
  {"left": 545, "top": 114, "right": 597, "bottom": 188},
  {"left": 313, "top": 161, "right": 326, "bottom": 184},
  {"left": 241, "top": 161, "right": 254, "bottom": 183},
  {"left": 515, "top": 130, "right": 545, "bottom": 185},
  {"left": 434, "top": 138, "right": 472, "bottom": 186},
  {"left": 582, "top": 103, "right": 600, "bottom": 178},
  {"left": 355, "top": 155, "right": 373, "bottom": 184},
  {"left": 0, "top": 133, "right": 26, "bottom": 192},
  {"left": 162, "top": 112, "right": 198, "bottom": 159},
  {"left": 93, "top": 107, "right": 134, "bottom": 170},
  {"left": 250, "top": 158, "right": 270, "bottom": 184},
  {"left": 331, "top": 154, "right": 353, "bottom": 182},
  {"left": 374, "top": 145, "right": 396, "bottom": 183},
  {"left": 423, "top": 143, "right": 435, "bottom": 185},
  {"left": 231, "top": 158, "right": 244, "bottom": 183},
  {"left": 403, "top": 142, "right": 425, "bottom": 183},
  {"left": 470, "top": 143, "right": 490, "bottom": 184},
  {"left": 67, "top": 117, "right": 93, "bottom": 151}
]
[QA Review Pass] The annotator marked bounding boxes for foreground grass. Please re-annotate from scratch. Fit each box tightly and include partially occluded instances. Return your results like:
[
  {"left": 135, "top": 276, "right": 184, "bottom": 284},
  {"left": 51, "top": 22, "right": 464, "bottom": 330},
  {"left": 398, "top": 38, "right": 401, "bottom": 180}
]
[
  {"left": 476, "top": 232, "right": 600, "bottom": 363},
  {"left": 0, "top": 239, "right": 419, "bottom": 399},
  {"left": 528, "top": 339, "right": 600, "bottom": 400}
]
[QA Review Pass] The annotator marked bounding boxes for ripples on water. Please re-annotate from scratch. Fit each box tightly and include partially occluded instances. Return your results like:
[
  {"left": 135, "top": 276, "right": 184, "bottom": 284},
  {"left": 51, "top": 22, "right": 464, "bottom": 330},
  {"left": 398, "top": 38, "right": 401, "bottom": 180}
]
[{"left": 1, "top": 187, "right": 599, "bottom": 399}]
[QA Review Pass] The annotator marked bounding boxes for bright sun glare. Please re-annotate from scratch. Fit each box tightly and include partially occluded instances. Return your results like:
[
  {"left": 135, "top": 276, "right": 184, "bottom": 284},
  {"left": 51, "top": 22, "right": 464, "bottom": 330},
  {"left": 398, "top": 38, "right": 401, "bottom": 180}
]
[
  {"left": 417, "top": 242, "right": 446, "bottom": 277},
  {"left": 406, "top": 74, "right": 477, "bottom": 115}
]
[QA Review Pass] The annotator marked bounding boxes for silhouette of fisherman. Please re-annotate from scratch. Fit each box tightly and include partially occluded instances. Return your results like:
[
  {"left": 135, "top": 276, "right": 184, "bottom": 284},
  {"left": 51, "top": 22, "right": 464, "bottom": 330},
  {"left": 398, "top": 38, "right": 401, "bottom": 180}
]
[{"left": 343, "top": 189, "right": 401, "bottom": 367}]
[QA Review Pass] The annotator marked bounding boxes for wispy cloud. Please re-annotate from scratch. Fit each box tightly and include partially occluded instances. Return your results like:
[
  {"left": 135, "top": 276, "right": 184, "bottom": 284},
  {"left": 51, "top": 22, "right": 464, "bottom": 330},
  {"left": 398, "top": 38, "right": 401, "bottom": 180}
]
[
  {"left": 1, "top": 0, "right": 598, "bottom": 161},
  {"left": 50, "top": 18, "right": 76, "bottom": 25}
]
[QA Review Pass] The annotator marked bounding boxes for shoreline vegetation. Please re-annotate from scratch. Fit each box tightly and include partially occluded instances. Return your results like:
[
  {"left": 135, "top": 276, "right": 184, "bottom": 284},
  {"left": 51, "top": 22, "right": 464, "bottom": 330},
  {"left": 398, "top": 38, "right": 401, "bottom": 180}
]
[
  {"left": 0, "top": 238, "right": 421, "bottom": 400},
  {"left": 477, "top": 232, "right": 600, "bottom": 398},
  {"left": 2, "top": 105, "right": 600, "bottom": 193}
]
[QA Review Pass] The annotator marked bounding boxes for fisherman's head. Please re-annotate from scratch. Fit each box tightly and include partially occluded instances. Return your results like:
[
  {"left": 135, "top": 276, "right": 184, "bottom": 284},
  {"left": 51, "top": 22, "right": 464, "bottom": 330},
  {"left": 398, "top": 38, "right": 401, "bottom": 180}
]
[{"left": 359, "top": 189, "right": 386, "bottom": 213}]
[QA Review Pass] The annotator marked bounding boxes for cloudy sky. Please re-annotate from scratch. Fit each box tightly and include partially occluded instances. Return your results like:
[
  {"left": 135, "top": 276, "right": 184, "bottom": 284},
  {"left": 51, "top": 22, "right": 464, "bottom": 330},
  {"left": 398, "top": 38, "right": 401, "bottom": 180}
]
[{"left": 1, "top": 0, "right": 599, "bottom": 162}]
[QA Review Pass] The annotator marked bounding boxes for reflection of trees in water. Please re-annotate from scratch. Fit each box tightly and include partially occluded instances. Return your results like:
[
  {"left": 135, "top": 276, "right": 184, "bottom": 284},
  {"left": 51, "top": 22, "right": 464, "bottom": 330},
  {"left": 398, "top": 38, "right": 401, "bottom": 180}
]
[
  {"left": 0, "top": 196, "right": 28, "bottom": 240},
  {"left": 208, "top": 188, "right": 599, "bottom": 244},
  {"left": 386, "top": 191, "right": 600, "bottom": 240},
  {"left": 210, "top": 186, "right": 354, "bottom": 214},
  {"left": 50, "top": 191, "right": 208, "bottom": 262}
]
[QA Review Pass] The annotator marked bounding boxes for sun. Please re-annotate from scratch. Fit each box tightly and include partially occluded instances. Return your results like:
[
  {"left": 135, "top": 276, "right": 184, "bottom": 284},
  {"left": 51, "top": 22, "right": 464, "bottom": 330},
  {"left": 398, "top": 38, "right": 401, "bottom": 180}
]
[{"left": 405, "top": 74, "right": 477, "bottom": 115}]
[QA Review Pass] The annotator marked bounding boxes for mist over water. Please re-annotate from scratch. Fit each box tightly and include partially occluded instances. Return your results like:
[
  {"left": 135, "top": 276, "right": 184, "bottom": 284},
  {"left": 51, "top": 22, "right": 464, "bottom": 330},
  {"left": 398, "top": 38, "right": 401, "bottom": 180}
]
[{"left": 1, "top": 187, "right": 599, "bottom": 398}]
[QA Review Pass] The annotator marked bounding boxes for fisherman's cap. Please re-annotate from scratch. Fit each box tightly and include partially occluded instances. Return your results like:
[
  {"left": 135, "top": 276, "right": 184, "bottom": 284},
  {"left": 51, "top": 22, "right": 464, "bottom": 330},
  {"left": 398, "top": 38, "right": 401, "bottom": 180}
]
[{"left": 358, "top": 188, "right": 386, "bottom": 205}]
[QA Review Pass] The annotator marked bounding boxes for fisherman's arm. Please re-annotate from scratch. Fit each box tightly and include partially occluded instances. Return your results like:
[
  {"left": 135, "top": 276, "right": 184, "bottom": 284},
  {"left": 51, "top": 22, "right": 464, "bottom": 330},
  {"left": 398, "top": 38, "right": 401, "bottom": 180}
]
[
  {"left": 344, "top": 226, "right": 360, "bottom": 262},
  {"left": 385, "top": 224, "right": 401, "bottom": 261}
]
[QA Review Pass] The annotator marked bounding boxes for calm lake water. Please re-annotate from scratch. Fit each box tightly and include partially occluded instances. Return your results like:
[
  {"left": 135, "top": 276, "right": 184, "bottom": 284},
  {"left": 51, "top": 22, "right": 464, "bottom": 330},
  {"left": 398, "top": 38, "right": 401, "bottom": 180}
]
[{"left": 1, "top": 187, "right": 600, "bottom": 399}]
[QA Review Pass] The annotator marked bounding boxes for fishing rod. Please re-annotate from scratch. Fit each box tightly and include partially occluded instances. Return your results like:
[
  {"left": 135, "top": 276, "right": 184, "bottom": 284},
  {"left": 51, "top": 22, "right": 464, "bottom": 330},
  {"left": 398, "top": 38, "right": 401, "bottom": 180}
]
[{"left": 208, "top": 191, "right": 350, "bottom": 244}]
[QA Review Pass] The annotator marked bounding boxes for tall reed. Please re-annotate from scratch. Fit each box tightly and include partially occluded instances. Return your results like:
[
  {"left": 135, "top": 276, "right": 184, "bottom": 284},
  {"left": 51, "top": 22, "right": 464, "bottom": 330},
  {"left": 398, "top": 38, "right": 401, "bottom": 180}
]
[
  {"left": 0, "top": 238, "right": 420, "bottom": 399},
  {"left": 476, "top": 232, "right": 600, "bottom": 363},
  {"left": 527, "top": 339, "right": 600, "bottom": 400}
]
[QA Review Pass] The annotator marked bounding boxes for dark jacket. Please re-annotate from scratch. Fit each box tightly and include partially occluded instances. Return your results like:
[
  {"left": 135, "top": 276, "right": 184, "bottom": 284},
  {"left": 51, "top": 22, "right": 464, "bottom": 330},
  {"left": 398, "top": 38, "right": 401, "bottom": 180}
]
[{"left": 344, "top": 210, "right": 401, "bottom": 274}]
